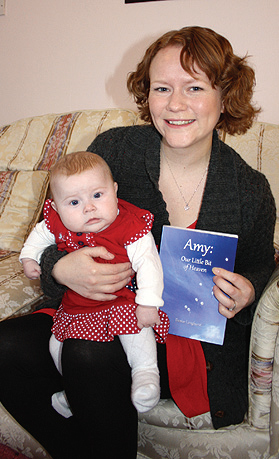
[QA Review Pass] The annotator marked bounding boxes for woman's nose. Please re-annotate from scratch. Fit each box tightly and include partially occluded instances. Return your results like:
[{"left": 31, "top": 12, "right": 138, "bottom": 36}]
[{"left": 167, "top": 90, "right": 187, "bottom": 111}]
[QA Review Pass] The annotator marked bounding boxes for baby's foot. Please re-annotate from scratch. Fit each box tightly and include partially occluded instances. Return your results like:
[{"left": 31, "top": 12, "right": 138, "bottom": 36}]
[
  {"left": 51, "top": 390, "right": 73, "bottom": 418},
  {"left": 131, "top": 369, "right": 160, "bottom": 413}
]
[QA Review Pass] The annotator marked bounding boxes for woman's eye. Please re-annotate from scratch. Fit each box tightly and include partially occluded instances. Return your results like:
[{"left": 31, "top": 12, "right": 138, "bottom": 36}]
[
  {"left": 153, "top": 86, "right": 169, "bottom": 93},
  {"left": 70, "top": 200, "right": 79, "bottom": 206},
  {"left": 190, "top": 86, "right": 203, "bottom": 92},
  {"left": 94, "top": 192, "right": 102, "bottom": 199}
]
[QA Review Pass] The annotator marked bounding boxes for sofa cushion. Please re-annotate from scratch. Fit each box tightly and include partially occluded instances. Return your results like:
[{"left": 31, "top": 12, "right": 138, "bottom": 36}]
[
  {"left": 0, "top": 251, "right": 42, "bottom": 320},
  {"left": 0, "top": 109, "right": 141, "bottom": 171},
  {"left": 0, "top": 170, "right": 49, "bottom": 252}
]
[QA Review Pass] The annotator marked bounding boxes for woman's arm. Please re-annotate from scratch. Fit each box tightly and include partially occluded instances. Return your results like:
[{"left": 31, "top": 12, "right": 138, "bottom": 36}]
[
  {"left": 40, "top": 245, "right": 133, "bottom": 301},
  {"left": 212, "top": 175, "right": 276, "bottom": 324}
]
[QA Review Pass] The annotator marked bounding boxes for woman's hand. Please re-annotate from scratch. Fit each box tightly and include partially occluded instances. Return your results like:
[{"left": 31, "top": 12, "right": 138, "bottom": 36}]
[
  {"left": 52, "top": 246, "right": 133, "bottom": 301},
  {"left": 212, "top": 267, "right": 255, "bottom": 319}
]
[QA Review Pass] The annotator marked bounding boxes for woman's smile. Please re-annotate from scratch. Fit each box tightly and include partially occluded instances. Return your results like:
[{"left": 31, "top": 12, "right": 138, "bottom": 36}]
[{"left": 165, "top": 119, "right": 196, "bottom": 127}]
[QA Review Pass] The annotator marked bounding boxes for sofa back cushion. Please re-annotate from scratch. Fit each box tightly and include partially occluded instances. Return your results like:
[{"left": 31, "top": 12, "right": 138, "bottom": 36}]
[
  {"left": 0, "top": 110, "right": 140, "bottom": 171},
  {"left": 0, "top": 109, "right": 140, "bottom": 252},
  {"left": 221, "top": 122, "right": 279, "bottom": 252}
]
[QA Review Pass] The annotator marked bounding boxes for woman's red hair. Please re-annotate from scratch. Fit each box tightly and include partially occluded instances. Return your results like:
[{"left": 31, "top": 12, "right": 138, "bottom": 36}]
[{"left": 127, "top": 26, "right": 260, "bottom": 135}]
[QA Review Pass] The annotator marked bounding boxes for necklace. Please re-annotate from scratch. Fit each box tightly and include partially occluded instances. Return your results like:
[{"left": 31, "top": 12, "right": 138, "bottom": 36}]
[{"left": 161, "top": 146, "right": 208, "bottom": 211}]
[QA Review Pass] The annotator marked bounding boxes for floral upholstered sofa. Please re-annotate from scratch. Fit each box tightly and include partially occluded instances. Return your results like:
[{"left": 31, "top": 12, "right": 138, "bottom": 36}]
[{"left": 0, "top": 109, "right": 278, "bottom": 459}]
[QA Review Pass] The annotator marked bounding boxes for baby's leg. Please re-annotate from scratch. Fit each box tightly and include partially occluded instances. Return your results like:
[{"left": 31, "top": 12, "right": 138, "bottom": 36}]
[
  {"left": 119, "top": 328, "right": 159, "bottom": 413},
  {"left": 49, "top": 333, "right": 63, "bottom": 374},
  {"left": 49, "top": 334, "right": 73, "bottom": 418}
]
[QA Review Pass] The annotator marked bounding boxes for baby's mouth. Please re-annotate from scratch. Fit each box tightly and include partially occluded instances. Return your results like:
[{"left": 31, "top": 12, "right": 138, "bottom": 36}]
[{"left": 86, "top": 217, "right": 100, "bottom": 224}]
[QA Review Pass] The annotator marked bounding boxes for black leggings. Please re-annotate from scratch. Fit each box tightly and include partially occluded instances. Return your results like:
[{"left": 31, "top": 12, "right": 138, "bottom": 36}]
[{"left": 0, "top": 313, "right": 138, "bottom": 459}]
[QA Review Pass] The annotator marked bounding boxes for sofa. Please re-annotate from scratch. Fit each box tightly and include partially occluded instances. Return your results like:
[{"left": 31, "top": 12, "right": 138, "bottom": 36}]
[{"left": 0, "top": 109, "right": 278, "bottom": 458}]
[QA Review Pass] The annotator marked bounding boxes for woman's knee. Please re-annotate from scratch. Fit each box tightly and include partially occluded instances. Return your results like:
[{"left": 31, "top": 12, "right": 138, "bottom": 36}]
[
  {"left": 62, "top": 337, "right": 131, "bottom": 376},
  {"left": 62, "top": 337, "right": 132, "bottom": 406},
  {"left": 0, "top": 313, "right": 55, "bottom": 372}
]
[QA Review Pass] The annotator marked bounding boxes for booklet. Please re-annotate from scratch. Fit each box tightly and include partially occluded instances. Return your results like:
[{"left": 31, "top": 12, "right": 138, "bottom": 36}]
[{"left": 160, "top": 226, "right": 238, "bottom": 345}]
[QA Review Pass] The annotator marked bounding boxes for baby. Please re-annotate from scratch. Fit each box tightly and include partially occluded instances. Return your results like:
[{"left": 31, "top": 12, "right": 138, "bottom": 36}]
[{"left": 20, "top": 151, "right": 169, "bottom": 417}]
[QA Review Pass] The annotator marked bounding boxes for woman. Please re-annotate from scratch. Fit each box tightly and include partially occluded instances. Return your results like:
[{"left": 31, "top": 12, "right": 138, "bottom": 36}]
[{"left": 0, "top": 26, "right": 276, "bottom": 458}]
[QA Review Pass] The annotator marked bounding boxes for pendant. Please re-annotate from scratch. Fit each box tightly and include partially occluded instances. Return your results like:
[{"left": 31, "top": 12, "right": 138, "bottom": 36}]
[{"left": 184, "top": 204, "right": 190, "bottom": 211}]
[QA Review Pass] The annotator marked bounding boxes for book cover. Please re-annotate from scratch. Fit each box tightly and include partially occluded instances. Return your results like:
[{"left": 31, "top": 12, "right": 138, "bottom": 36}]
[{"left": 160, "top": 226, "right": 238, "bottom": 345}]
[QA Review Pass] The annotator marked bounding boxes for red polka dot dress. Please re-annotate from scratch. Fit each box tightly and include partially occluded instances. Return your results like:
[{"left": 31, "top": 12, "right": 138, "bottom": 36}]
[{"left": 43, "top": 199, "right": 169, "bottom": 344}]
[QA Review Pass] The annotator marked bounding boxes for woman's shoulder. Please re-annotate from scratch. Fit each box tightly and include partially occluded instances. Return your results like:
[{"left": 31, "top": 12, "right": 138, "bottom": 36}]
[
  {"left": 218, "top": 137, "right": 271, "bottom": 191},
  {"left": 87, "top": 124, "right": 157, "bottom": 152}
]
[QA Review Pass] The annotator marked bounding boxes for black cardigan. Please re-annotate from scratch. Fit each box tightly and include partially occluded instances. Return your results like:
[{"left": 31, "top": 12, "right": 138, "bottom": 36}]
[{"left": 40, "top": 125, "right": 276, "bottom": 428}]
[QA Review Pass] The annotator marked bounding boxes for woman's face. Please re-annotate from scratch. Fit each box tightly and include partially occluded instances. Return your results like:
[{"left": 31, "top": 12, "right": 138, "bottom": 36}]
[{"left": 148, "top": 46, "right": 223, "bottom": 154}]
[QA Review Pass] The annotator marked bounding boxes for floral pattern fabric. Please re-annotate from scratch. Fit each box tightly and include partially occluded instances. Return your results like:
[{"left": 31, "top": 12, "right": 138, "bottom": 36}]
[{"left": 137, "top": 265, "right": 279, "bottom": 458}]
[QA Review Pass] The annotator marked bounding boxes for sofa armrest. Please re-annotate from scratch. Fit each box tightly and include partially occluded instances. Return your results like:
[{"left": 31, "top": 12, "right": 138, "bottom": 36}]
[
  {"left": 269, "top": 328, "right": 279, "bottom": 456},
  {"left": 248, "top": 265, "right": 279, "bottom": 430}
]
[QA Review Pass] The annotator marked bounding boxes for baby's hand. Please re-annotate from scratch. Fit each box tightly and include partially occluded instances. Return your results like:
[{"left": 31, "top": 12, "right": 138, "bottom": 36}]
[
  {"left": 136, "top": 305, "right": 161, "bottom": 329},
  {"left": 22, "top": 258, "right": 41, "bottom": 280}
]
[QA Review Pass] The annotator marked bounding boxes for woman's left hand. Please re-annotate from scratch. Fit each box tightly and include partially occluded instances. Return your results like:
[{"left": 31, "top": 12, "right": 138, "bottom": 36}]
[{"left": 212, "top": 267, "right": 255, "bottom": 318}]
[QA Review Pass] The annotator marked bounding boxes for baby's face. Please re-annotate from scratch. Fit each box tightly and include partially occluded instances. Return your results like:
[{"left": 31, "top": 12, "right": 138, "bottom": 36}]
[{"left": 51, "top": 167, "right": 118, "bottom": 233}]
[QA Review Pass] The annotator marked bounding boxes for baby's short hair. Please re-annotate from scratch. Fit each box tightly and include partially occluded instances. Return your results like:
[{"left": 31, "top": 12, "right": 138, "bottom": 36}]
[{"left": 50, "top": 151, "right": 114, "bottom": 190}]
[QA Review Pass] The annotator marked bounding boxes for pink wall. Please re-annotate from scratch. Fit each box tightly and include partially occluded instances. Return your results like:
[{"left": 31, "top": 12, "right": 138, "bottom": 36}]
[{"left": 0, "top": 0, "right": 278, "bottom": 125}]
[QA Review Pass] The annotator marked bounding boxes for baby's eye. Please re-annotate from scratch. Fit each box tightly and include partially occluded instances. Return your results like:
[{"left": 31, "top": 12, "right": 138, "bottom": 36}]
[
  {"left": 70, "top": 199, "right": 79, "bottom": 206},
  {"left": 94, "top": 192, "right": 102, "bottom": 199}
]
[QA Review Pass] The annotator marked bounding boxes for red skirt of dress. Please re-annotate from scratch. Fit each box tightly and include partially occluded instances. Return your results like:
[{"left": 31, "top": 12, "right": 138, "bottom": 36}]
[{"left": 51, "top": 303, "right": 169, "bottom": 344}]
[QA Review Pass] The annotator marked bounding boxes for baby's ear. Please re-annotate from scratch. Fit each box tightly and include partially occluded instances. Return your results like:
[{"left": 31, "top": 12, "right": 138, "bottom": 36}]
[
  {"left": 51, "top": 200, "right": 58, "bottom": 212},
  {"left": 114, "top": 182, "right": 118, "bottom": 195}
]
